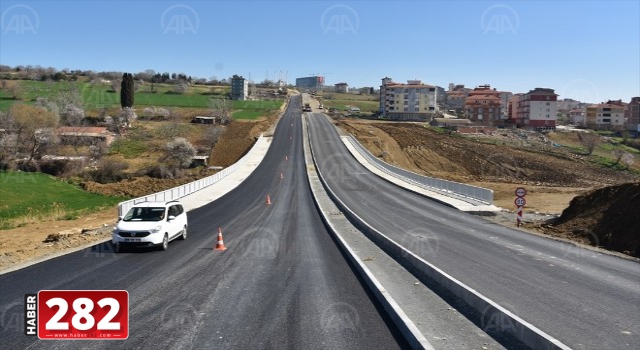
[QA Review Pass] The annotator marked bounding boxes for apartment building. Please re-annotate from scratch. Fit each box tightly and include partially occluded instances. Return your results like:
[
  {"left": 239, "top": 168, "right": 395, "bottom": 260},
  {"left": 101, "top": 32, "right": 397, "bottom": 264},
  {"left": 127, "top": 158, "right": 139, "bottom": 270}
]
[
  {"left": 379, "top": 77, "right": 441, "bottom": 120},
  {"left": 507, "top": 93, "right": 523, "bottom": 124},
  {"left": 586, "top": 100, "right": 627, "bottom": 131},
  {"left": 515, "top": 88, "right": 558, "bottom": 129},
  {"left": 464, "top": 85, "right": 502, "bottom": 126},
  {"left": 625, "top": 97, "right": 640, "bottom": 134},
  {"left": 231, "top": 75, "right": 248, "bottom": 100}
]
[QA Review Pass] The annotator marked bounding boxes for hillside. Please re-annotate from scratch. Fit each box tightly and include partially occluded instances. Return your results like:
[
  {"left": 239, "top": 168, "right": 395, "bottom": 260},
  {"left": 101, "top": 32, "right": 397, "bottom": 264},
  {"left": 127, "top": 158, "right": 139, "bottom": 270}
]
[{"left": 336, "top": 119, "right": 639, "bottom": 213}]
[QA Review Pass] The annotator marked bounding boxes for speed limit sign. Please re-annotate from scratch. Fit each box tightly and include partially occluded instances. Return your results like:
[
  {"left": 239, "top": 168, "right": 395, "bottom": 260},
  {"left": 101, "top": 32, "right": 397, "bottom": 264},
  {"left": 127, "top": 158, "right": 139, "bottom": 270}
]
[{"left": 514, "top": 197, "right": 526, "bottom": 207}]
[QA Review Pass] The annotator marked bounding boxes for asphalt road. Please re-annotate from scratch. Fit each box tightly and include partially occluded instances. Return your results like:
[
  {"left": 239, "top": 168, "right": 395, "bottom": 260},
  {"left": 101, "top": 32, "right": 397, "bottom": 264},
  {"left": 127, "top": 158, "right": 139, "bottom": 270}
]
[
  {"left": 307, "top": 113, "right": 640, "bottom": 350},
  {"left": 0, "top": 96, "right": 407, "bottom": 350}
]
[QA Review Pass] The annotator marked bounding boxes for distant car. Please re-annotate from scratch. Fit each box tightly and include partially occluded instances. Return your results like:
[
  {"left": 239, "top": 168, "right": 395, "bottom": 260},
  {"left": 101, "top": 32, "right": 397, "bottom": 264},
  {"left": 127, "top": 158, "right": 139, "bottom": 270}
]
[
  {"left": 112, "top": 201, "right": 187, "bottom": 252},
  {"left": 318, "top": 104, "right": 323, "bottom": 109}
]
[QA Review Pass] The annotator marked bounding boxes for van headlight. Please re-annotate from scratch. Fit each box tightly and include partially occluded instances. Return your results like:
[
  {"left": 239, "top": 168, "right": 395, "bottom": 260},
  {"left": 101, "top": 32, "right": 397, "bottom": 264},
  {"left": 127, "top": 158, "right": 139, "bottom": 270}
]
[
  {"left": 149, "top": 225, "right": 162, "bottom": 234},
  {"left": 112, "top": 227, "right": 119, "bottom": 234}
]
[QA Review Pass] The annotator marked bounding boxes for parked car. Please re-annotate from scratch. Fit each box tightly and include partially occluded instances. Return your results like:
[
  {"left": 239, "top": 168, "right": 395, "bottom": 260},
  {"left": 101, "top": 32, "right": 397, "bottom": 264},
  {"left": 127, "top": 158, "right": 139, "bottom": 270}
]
[{"left": 112, "top": 201, "right": 187, "bottom": 252}]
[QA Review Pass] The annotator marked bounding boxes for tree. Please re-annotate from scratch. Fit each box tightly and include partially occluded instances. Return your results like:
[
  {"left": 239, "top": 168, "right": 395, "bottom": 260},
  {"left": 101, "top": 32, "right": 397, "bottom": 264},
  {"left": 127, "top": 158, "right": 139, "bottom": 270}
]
[
  {"left": 209, "top": 98, "right": 232, "bottom": 125},
  {"left": 120, "top": 73, "right": 134, "bottom": 108},
  {"left": 1, "top": 80, "right": 24, "bottom": 99},
  {"left": 577, "top": 132, "right": 599, "bottom": 155},
  {"left": 9, "top": 104, "right": 59, "bottom": 161},
  {"left": 174, "top": 80, "right": 189, "bottom": 94},
  {"left": 201, "top": 126, "right": 225, "bottom": 150},
  {"left": 164, "top": 137, "right": 196, "bottom": 169},
  {"left": 117, "top": 107, "right": 137, "bottom": 128}
]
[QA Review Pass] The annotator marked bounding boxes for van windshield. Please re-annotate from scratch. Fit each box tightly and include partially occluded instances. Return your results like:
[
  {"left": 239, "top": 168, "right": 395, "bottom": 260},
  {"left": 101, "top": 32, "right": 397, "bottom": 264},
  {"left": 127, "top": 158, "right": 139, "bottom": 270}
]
[{"left": 123, "top": 207, "right": 166, "bottom": 222}]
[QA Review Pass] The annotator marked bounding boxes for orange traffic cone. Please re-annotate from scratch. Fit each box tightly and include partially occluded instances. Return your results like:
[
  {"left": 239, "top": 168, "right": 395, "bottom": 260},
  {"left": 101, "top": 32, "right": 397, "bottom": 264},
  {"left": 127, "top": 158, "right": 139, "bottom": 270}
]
[
  {"left": 213, "top": 227, "right": 227, "bottom": 251},
  {"left": 266, "top": 194, "right": 272, "bottom": 205}
]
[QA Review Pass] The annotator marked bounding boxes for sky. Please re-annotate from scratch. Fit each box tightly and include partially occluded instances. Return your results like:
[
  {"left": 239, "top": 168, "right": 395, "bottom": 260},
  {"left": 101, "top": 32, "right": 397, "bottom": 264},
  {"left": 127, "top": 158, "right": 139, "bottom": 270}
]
[{"left": 1, "top": 0, "right": 639, "bottom": 102}]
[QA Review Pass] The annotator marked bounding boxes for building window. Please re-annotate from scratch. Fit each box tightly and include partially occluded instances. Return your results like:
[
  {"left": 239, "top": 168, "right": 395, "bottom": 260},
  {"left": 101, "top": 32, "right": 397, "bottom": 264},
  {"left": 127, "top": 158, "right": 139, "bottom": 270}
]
[{"left": 404, "top": 107, "right": 408, "bottom": 111}]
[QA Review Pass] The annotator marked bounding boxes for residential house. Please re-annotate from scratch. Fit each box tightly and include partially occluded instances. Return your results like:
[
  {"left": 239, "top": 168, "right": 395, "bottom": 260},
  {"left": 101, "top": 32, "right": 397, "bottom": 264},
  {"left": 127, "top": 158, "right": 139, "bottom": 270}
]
[
  {"left": 334, "top": 83, "right": 349, "bottom": 93},
  {"left": 56, "top": 126, "right": 115, "bottom": 146},
  {"left": 568, "top": 109, "right": 586, "bottom": 126}
]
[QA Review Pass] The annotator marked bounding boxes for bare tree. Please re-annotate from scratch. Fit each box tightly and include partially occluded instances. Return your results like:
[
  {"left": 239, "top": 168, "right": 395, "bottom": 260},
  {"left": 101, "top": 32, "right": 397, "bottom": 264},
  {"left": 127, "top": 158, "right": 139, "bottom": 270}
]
[
  {"left": 156, "top": 109, "right": 183, "bottom": 139},
  {"left": 34, "top": 97, "right": 60, "bottom": 118},
  {"left": 117, "top": 107, "right": 137, "bottom": 128},
  {"left": 163, "top": 137, "right": 196, "bottom": 169},
  {"left": 209, "top": 98, "right": 232, "bottom": 125},
  {"left": 1, "top": 81, "right": 24, "bottom": 99},
  {"left": 577, "top": 132, "right": 599, "bottom": 155},
  {"left": 9, "top": 104, "right": 59, "bottom": 161},
  {"left": 201, "top": 126, "right": 225, "bottom": 150},
  {"left": 89, "top": 140, "right": 108, "bottom": 160},
  {"left": 111, "top": 78, "right": 122, "bottom": 93}
]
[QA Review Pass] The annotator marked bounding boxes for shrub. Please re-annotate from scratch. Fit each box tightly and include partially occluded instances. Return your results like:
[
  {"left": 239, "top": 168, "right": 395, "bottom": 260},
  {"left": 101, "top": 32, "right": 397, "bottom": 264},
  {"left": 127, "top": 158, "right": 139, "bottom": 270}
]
[{"left": 88, "top": 158, "right": 128, "bottom": 183}]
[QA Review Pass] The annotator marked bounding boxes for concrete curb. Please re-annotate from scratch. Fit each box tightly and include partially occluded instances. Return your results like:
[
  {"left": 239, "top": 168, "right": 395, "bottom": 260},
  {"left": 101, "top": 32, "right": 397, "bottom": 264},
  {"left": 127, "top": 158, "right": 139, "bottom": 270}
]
[
  {"left": 340, "top": 134, "right": 500, "bottom": 212},
  {"left": 302, "top": 115, "right": 434, "bottom": 350},
  {"left": 307, "top": 119, "right": 572, "bottom": 350}
]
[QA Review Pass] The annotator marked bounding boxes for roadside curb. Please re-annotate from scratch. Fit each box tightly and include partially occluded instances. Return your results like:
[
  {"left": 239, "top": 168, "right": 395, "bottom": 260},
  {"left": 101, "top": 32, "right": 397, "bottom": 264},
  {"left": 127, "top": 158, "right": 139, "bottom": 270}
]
[{"left": 302, "top": 114, "right": 434, "bottom": 350}]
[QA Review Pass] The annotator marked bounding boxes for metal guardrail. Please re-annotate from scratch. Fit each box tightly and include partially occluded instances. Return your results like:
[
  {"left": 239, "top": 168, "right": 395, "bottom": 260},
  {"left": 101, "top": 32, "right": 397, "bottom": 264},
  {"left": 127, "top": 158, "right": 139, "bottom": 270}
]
[
  {"left": 346, "top": 135, "right": 493, "bottom": 204},
  {"left": 117, "top": 135, "right": 267, "bottom": 216}
]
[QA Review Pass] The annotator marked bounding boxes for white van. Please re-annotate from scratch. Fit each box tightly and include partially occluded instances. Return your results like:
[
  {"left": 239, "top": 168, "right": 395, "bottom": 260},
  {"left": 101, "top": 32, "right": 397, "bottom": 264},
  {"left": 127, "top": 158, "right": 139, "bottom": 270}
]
[{"left": 112, "top": 201, "right": 187, "bottom": 252}]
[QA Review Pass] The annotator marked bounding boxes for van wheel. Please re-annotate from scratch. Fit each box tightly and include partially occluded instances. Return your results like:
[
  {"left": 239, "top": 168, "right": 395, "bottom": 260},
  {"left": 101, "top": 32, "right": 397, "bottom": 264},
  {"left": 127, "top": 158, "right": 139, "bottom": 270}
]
[
  {"left": 161, "top": 234, "right": 169, "bottom": 251},
  {"left": 180, "top": 226, "right": 187, "bottom": 240}
]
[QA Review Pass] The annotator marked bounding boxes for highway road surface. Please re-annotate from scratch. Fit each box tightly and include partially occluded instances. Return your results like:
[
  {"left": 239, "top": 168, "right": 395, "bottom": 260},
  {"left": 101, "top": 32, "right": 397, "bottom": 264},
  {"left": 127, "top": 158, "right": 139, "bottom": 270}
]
[
  {"left": 307, "top": 112, "right": 640, "bottom": 350},
  {"left": 0, "top": 96, "right": 407, "bottom": 349}
]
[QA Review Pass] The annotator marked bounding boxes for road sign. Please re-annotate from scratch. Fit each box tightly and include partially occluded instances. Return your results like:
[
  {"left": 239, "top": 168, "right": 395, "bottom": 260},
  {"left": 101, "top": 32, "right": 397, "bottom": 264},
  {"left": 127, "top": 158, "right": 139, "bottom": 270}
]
[
  {"left": 514, "top": 197, "right": 526, "bottom": 207},
  {"left": 515, "top": 187, "right": 527, "bottom": 197},
  {"left": 516, "top": 206, "right": 523, "bottom": 227}
]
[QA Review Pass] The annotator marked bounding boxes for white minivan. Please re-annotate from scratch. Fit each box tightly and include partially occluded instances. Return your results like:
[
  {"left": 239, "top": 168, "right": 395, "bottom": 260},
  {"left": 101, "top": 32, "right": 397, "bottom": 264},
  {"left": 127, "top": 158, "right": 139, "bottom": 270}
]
[{"left": 112, "top": 201, "right": 188, "bottom": 252}]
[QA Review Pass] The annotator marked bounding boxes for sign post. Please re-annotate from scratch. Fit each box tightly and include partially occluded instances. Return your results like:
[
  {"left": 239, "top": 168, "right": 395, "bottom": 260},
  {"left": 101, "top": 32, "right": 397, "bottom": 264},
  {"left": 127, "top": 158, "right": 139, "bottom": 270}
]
[{"left": 515, "top": 187, "right": 526, "bottom": 227}]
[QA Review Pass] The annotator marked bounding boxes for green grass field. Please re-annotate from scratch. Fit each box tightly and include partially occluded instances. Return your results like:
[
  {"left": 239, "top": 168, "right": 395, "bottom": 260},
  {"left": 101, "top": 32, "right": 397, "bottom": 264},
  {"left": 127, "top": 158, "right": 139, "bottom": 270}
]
[
  {"left": 1, "top": 81, "right": 283, "bottom": 119},
  {"left": 321, "top": 99, "right": 379, "bottom": 113},
  {"left": 0, "top": 171, "right": 125, "bottom": 229}
]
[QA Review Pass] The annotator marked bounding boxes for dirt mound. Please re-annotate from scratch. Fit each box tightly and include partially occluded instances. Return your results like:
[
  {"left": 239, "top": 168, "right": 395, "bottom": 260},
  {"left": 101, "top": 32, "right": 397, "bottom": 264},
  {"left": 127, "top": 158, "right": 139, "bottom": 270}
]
[
  {"left": 543, "top": 183, "right": 640, "bottom": 257},
  {"left": 209, "top": 114, "right": 277, "bottom": 167},
  {"left": 339, "top": 120, "right": 638, "bottom": 187}
]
